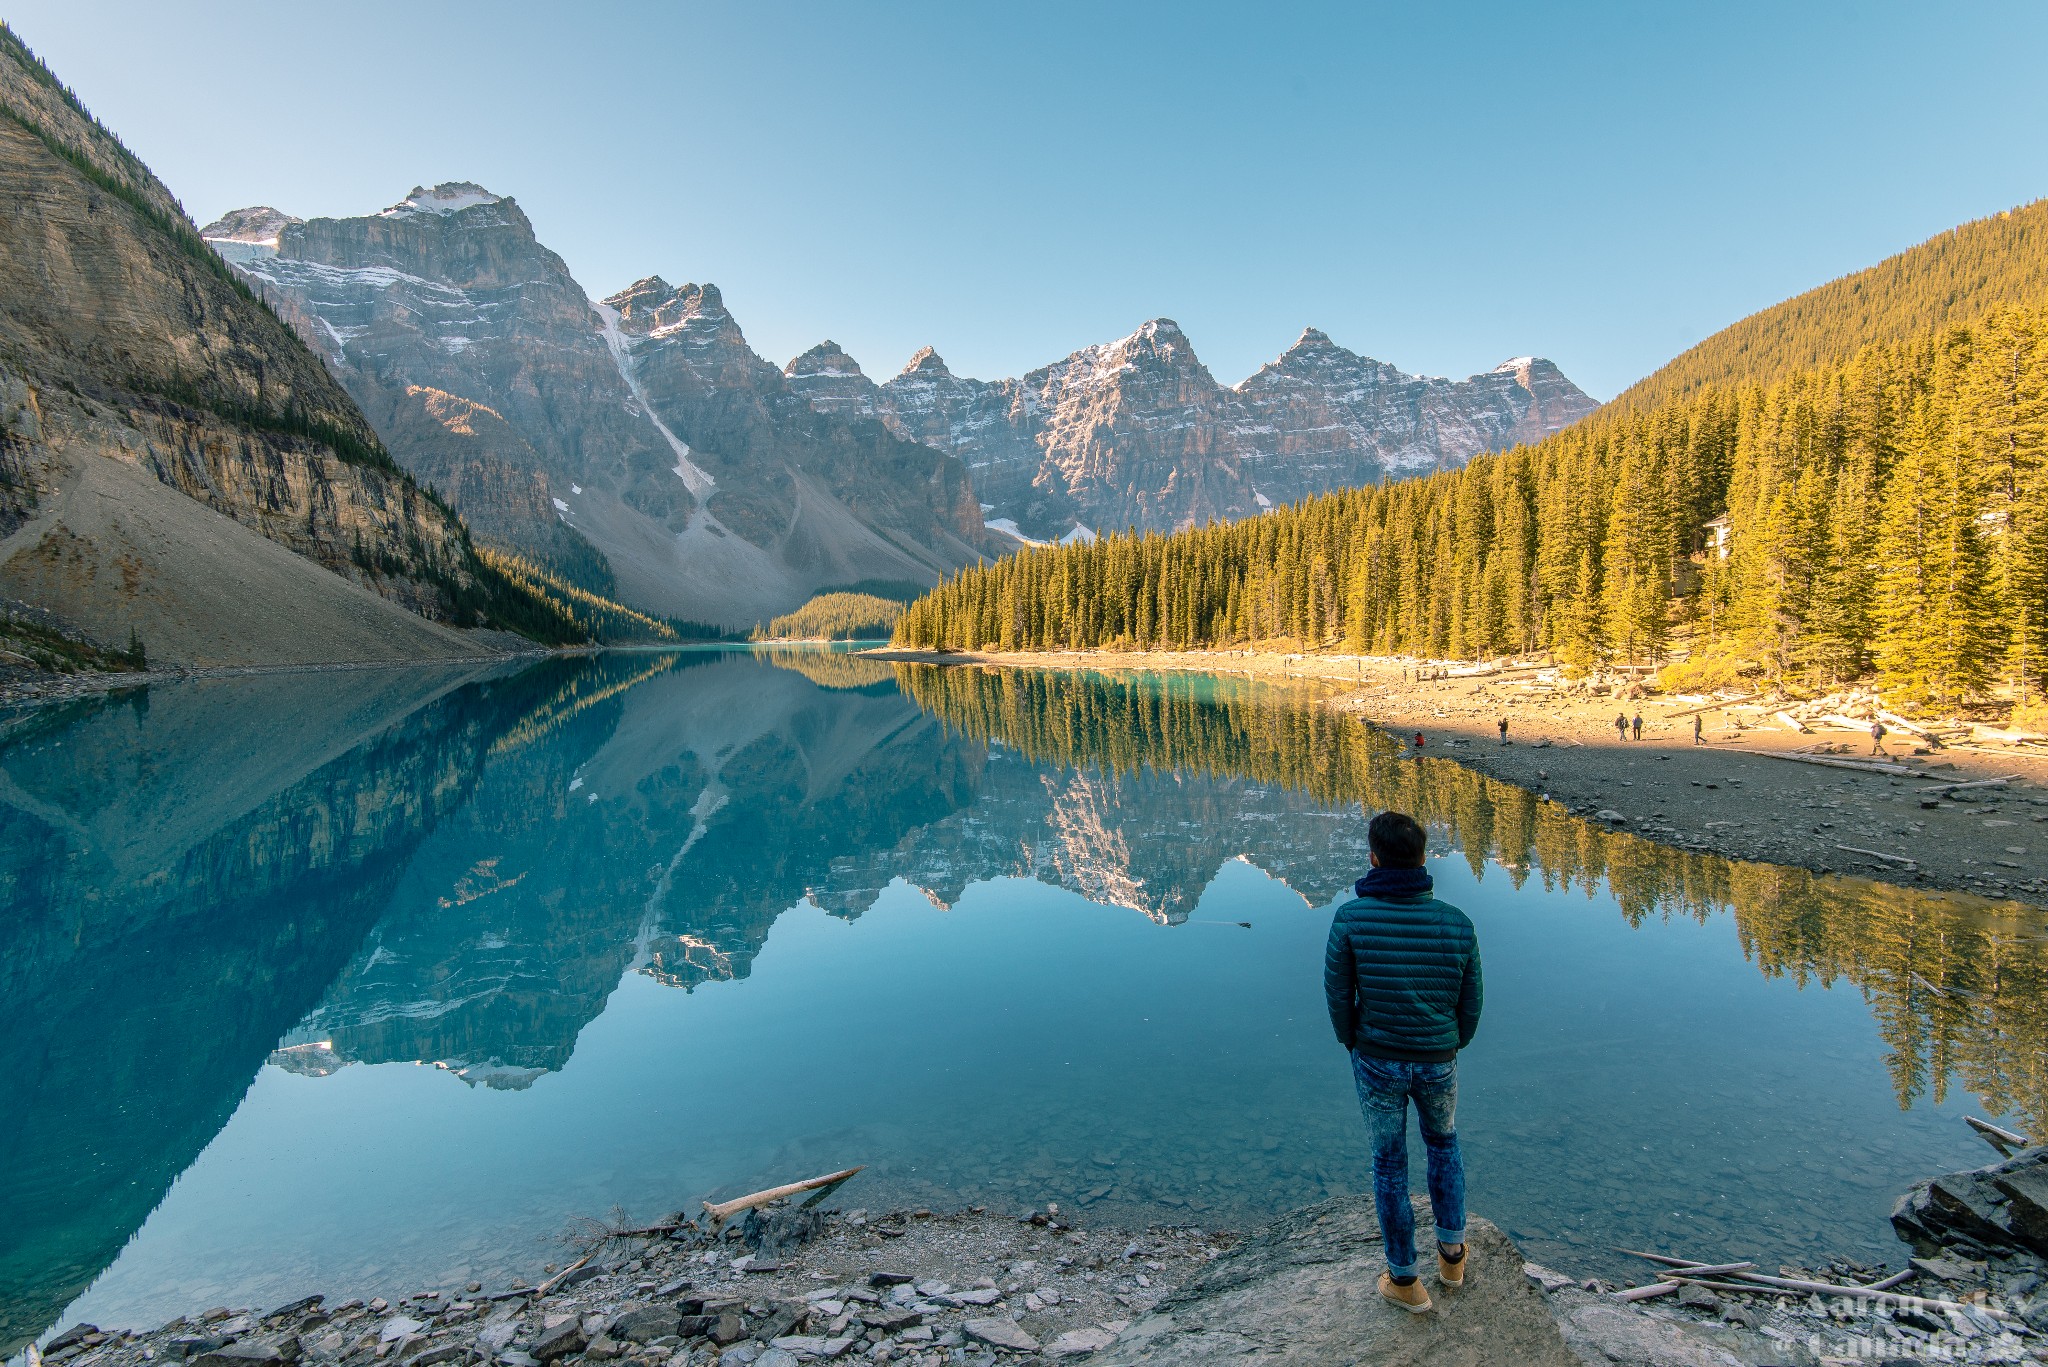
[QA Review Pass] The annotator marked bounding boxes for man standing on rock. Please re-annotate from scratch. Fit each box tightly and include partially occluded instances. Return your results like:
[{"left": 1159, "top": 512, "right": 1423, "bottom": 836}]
[{"left": 1324, "top": 811, "right": 1483, "bottom": 1314}]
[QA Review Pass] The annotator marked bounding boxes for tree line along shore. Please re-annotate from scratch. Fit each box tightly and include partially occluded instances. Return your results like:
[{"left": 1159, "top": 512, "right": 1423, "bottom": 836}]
[{"left": 891, "top": 304, "right": 2048, "bottom": 730}]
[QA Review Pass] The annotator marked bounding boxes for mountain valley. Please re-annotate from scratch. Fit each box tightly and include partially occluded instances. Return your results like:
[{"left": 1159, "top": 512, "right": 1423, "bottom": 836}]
[{"left": 205, "top": 186, "right": 1593, "bottom": 623}]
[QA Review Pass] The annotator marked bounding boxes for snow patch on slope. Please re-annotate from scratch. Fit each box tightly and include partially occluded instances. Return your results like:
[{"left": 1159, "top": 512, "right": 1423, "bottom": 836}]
[
  {"left": 382, "top": 183, "right": 503, "bottom": 218},
  {"left": 592, "top": 298, "right": 715, "bottom": 497}
]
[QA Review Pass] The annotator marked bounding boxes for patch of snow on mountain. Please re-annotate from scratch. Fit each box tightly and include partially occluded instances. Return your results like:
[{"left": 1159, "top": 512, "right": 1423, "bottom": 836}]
[
  {"left": 1060, "top": 524, "right": 1098, "bottom": 545},
  {"left": 983, "top": 517, "right": 1043, "bottom": 546},
  {"left": 592, "top": 299, "right": 715, "bottom": 497},
  {"left": 382, "top": 183, "right": 503, "bottom": 218}
]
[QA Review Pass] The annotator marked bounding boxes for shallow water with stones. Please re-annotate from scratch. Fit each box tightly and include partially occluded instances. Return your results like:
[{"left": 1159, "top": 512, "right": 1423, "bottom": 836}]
[{"left": 5, "top": 645, "right": 2042, "bottom": 1352}]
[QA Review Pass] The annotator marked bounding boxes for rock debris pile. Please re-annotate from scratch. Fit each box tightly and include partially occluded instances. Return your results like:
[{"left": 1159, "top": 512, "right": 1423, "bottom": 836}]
[
  {"left": 31, "top": 1205, "right": 1225, "bottom": 1367},
  {"left": 30, "top": 1183, "right": 2048, "bottom": 1367}
]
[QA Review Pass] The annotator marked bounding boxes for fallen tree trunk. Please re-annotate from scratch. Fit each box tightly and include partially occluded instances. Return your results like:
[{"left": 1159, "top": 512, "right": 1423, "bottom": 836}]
[
  {"left": 1620, "top": 1250, "right": 2010, "bottom": 1317},
  {"left": 1665, "top": 693, "right": 1763, "bottom": 719},
  {"left": 703, "top": 1166, "right": 864, "bottom": 1226},
  {"left": 1879, "top": 709, "right": 1945, "bottom": 745},
  {"left": 1731, "top": 748, "right": 1914, "bottom": 776},
  {"left": 1836, "top": 843, "right": 1918, "bottom": 867},
  {"left": 1917, "top": 776, "right": 2017, "bottom": 795},
  {"left": 1965, "top": 1114, "right": 2032, "bottom": 1156}
]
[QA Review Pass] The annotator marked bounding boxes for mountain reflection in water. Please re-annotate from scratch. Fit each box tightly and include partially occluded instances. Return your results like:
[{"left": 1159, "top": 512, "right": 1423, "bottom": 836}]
[{"left": 2, "top": 648, "right": 2041, "bottom": 1351}]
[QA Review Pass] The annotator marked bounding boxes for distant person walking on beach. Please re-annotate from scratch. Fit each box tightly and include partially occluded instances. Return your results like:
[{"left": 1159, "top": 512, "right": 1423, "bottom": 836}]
[
  {"left": 1693, "top": 715, "right": 1706, "bottom": 747},
  {"left": 1631, "top": 712, "right": 1643, "bottom": 741},
  {"left": 1615, "top": 712, "right": 1629, "bottom": 741},
  {"left": 1497, "top": 716, "right": 1508, "bottom": 744},
  {"left": 1871, "top": 720, "right": 1889, "bottom": 756},
  {"left": 1325, "top": 811, "right": 1483, "bottom": 1315}
]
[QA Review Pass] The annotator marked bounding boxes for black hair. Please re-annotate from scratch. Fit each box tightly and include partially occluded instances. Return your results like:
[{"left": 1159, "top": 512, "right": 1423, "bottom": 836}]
[{"left": 1368, "top": 810, "right": 1427, "bottom": 868}]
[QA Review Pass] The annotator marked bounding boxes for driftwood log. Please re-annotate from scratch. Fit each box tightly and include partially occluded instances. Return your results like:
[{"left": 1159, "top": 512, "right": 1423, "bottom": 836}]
[
  {"left": 1835, "top": 843, "right": 1918, "bottom": 867},
  {"left": 703, "top": 1167, "right": 864, "bottom": 1226},
  {"left": 1664, "top": 693, "right": 1763, "bottom": 719},
  {"left": 1965, "top": 1114, "right": 2033, "bottom": 1156},
  {"left": 1731, "top": 748, "right": 1914, "bottom": 776},
  {"left": 1620, "top": 1250, "right": 2010, "bottom": 1318},
  {"left": 1917, "top": 776, "right": 2018, "bottom": 795}
]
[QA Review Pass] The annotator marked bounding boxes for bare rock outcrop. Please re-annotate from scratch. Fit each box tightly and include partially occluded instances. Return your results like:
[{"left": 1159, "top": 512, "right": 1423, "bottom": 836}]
[
  {"left": 1893, "top": 1143, "right": 2048, "bottom": 1259},
  {"left": 1099, "top": 1197, "right": 1579, "bottom": 1366},
  {"left": 784, "top": 321, "right": 1598, "bottom": 542},
  {"left": 0, "top": 28, "right": 523, "bottom": 665},
  {"left": 211, "top": 193, "right": 995, "bottom": 627}
]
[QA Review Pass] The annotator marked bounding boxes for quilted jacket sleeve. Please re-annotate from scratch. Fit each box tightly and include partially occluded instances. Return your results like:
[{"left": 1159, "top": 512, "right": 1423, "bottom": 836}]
[
  {"left": 1324, "top": 910, "right": 1357, "bottom": 1049},
  {"left": 1456, "top": 931, "right": 1483, "bottom": 1049}
]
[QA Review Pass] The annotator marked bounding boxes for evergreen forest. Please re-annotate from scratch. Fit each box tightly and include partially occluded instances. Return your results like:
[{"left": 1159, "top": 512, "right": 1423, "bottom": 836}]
[
  {"left": 1617, "top": 199, "right": 2048, "bottom": 410},
  {"left": 757, "top": 591, "right": 905, "bottom": 641},
  {"left": 895, "top": 305, "right": 2048, "bottom": 715}
]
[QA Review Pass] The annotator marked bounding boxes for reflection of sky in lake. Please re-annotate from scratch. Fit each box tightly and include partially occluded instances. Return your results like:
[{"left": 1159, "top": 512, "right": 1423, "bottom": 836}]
[{"left": 5, "top": 647, "right": 2041, "bottom": 1346}]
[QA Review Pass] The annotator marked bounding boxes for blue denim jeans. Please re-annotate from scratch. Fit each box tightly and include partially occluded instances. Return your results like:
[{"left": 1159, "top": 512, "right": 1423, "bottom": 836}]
[{"left": 1351, "top": 1051, "right": 1466, "bottom": 1277}]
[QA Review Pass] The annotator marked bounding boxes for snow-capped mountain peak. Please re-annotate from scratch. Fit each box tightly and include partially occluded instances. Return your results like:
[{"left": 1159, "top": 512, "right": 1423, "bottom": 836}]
[
  {"left": 198, "top": 205, "right": 303, "bottom": 247},
  {"left": 900, "top": 346, "right": 952, "bottom": 378},
  {"left": 380, "top": 182, "right": 503, "bottom": 218}
]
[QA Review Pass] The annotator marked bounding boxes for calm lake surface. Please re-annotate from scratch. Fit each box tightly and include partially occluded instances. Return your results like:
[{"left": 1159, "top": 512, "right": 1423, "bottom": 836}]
[{"left": 5, "top": 646, "right": 2045, "bottom": 1349}]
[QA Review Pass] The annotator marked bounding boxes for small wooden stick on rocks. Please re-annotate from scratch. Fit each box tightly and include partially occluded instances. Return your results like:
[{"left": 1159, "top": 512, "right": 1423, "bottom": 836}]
[{"left": 702, "top": 1167, "right": 864, "bottom": 1227}]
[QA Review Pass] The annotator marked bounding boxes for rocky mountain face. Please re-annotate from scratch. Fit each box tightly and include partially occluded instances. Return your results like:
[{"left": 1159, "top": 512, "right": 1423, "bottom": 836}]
[
  {"left": 0, "top": 30, "right": 525, "bottom": 667},
  {"left": 785, "top": 321, "right": 1598, "bottom": 541},
  {"left": 211, "top": 191, "right": 994, "bottom": 627}
]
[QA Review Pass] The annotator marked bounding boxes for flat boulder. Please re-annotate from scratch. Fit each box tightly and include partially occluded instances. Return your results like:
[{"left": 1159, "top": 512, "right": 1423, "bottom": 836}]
[
  {"left": 962, "top": 1319, "right": 1040, "bottom": 1352},
  {"left": 605, "top": 1305, "right": 681, "bottom": 1343},
  {"left": 530, "top": 1319, "right": 586, "bottom": 1363},
  {"left": 191, "top": 1342, "right": 288, "bottom": 1367},
  {"left": 1097, "top": 1198, "right": 1578, "bottom": 1366},
  {"left": 1553, "top": 1300, "right": 1747, "bottom": 1367}
]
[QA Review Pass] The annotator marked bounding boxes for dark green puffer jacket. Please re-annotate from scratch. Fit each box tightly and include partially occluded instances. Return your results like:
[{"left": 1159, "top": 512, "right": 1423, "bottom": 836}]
[{"left": 1324, "top": 868, "right": 1482, "bottom": 1062}]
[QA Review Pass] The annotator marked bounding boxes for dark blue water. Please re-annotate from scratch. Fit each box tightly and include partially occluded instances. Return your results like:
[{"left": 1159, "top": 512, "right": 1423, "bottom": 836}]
[{"left": 3, "top": 647, "right": 2041, "bottom": 1351}]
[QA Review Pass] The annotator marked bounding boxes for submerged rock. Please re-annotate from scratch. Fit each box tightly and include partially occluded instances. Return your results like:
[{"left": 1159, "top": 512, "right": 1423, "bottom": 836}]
[{"left": 1097, "top": 1197, "right": 1577, "bottom": 1365}]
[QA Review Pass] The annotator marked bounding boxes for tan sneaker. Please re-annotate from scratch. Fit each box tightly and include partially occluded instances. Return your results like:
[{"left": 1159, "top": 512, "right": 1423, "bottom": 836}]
[
  {"left": 1437, "top": 1242, "right": 1467, "bottom": 1289},
  {"left": 1378, "top": 1272, "right": 1433, "bottom": 1313}
]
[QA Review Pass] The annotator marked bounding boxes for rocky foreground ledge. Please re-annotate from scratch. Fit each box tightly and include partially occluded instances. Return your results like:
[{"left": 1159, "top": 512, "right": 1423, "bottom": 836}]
[{"left": 26, "top": 1188, "right": 2048, "bottom": 1367}]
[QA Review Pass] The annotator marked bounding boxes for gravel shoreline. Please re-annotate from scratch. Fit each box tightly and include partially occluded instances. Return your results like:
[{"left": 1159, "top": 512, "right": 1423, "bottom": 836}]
[{"left": 25, "top": 1196, "right": 2047, "bottom": 1367}]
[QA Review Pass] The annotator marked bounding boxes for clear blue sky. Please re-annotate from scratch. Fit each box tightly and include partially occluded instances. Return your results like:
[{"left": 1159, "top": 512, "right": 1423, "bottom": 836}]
[{"left": 11, "top": 2, "right": 2048, "bottom": 398}]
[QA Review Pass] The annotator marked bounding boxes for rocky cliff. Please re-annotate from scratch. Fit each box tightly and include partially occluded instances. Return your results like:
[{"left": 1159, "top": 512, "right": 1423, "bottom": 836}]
[
  {"left": 212, "top": 193, "right": 994, "bottom": 628},
  {"left": 785, "top": 320, "right": 1598, "bottom": 540},
  {"left": 0, "top": 28, "right": 543, "bottom": 667}
]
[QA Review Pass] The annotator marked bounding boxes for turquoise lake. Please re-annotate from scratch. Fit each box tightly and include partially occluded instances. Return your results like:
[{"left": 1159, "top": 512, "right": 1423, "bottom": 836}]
[{"left": 4, "top": 646, "right": 2044, "bottom": 1352}]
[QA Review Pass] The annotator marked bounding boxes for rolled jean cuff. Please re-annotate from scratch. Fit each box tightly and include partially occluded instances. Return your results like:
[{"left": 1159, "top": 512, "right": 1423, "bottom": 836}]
[
  {"left": 1386, "top": 1258, "right": 1418, "bottom": 1278},
  {"left": 1435, "top": 1226, "right": 1465, "bottom": 1247}
]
